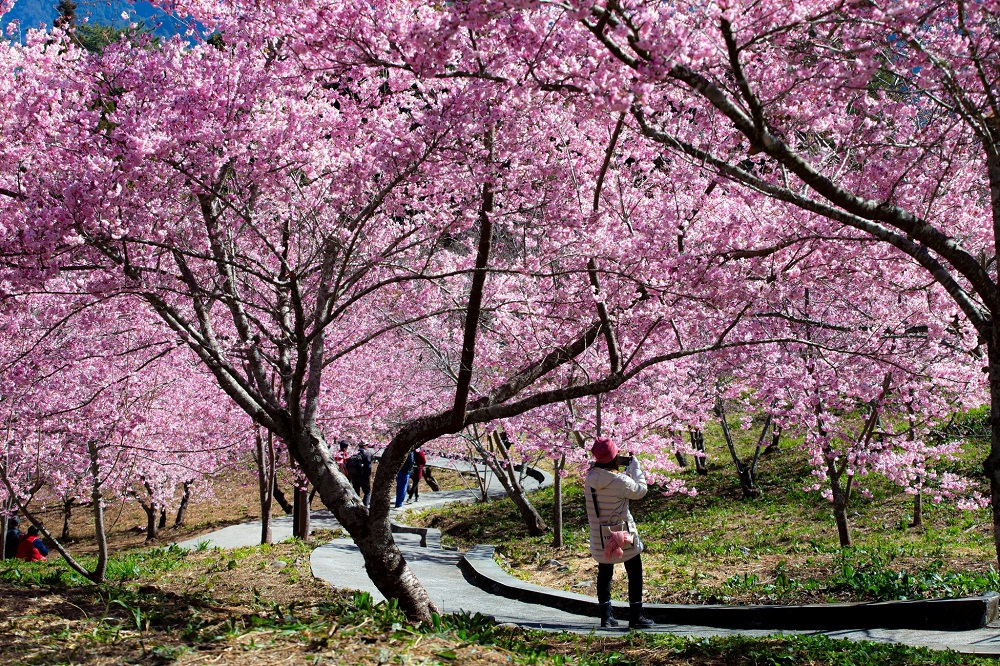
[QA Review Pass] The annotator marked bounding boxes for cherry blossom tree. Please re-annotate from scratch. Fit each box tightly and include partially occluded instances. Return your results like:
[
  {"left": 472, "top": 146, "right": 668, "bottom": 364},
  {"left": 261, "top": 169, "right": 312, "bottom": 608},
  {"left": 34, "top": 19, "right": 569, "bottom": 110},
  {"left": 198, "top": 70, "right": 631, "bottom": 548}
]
[
  {"left": 377, "top": 0, "right": 999, "bottom": 561},
  {"left": 0, "top": 288, "right": 244, "bottom": 579},
  {"left": 4, "top": 0, "right": 992, "bottom": 620},
  {"left": 0, "top": 15, "right": 809, "bottom": 619}
]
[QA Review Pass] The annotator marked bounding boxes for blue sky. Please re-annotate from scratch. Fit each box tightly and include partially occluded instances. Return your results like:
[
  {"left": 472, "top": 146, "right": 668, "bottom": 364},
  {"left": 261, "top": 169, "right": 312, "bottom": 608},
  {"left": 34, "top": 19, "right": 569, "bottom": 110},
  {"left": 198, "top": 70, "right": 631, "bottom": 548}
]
[{"left": 4, "top": 0, "right": 189, "bottom": 40}]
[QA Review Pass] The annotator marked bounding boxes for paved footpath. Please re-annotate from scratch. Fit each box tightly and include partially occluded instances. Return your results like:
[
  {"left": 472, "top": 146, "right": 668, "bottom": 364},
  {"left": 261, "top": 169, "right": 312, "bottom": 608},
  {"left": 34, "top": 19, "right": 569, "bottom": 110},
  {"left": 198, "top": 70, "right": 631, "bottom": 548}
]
[{"left": 178, "top": 459, "right": 1000, "bottom": 657}]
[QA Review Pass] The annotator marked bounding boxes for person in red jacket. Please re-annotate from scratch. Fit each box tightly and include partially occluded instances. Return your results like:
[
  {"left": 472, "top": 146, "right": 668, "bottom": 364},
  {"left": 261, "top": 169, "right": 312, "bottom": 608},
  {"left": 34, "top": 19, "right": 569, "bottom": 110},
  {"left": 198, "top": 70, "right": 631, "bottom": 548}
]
[
  {"left": 16, "top": 525, "right": 49, "bottom": 562},
  {"left": 407, "top": 448, "right": 427, "bottom": 503},
  {"left": 334, "top": 440, "right": 350, "bottom": 479}
]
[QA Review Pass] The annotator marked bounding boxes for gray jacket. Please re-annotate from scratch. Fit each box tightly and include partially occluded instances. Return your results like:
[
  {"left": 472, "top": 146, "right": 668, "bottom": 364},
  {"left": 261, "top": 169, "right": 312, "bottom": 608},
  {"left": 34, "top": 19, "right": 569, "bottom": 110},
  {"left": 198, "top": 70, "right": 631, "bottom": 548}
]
[{"left": 584, "top": 458, "right": 647, "bottom": 564}]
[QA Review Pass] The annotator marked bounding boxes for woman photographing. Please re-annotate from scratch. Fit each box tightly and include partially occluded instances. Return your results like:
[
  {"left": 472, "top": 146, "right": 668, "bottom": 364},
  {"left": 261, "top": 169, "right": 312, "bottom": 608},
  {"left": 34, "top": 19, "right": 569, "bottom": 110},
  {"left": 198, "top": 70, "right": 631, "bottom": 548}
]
[{"left": 585, "top": 436, "right": 654, "bottom": 630}]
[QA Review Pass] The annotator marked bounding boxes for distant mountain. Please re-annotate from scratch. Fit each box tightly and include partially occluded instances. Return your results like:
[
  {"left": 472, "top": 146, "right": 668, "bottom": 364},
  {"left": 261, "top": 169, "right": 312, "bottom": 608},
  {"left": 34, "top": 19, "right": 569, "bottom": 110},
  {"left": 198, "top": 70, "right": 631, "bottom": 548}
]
[{"left": 4, "top": 0, "right": 190, "bottom": 40}]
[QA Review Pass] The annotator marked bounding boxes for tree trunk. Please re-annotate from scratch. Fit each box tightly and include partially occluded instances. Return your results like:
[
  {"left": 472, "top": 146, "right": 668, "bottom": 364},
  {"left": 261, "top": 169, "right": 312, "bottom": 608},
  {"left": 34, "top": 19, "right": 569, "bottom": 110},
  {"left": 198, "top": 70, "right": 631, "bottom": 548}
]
[
  {"left": 737, "top": 467, "right": 761, "bottom": 499},
  {"left": 717, "top": 404, "right": 762, "bottom": 499},
  {"left": 0, "top": 508, "right": 7, "bottom": 561},
  {"left": 273, "top": 481, "right": 293, "bottom": 514},
  {"left": 763, "top": 426, "right": 781, "bottom": 456},
  {"left": 827, "top": 465, "right": 853, "bottom": 547},
  {"left": 823, "top": 433, "right": 853, "bottom": 547},
  {"left": 510, "top": 484, "right": 547, "bottom": 536},
  {"left": 911, "top": 490, "right": 923, "bottom": 528},
  {"left": 145, "top": 503, "right": 158, "bottom": 541},
  {"left": 977, "top": 117, "right": 1000, "bottom": 570},
  {"left": 256, "top": 428, "right": 275, "bottom": 545},
  {"left": 138, "top": 481, "right": 159, "bottom": 542},
  {"left": 289, "top": 424, "right": 440, "bottom": 624},
  {"left": 158, "top": 508, "right": 167, "bottom": 530},
  {"left": 552, "top": 454, "right": 564, "bottom": 548},
  {"left": 487, "top": 431, "right": 546, "bottom": 535},
  {"left": 985, "top": 333, "right": 1000, "bottom": 569},
  {"left": 423, "top": 467, "right": 440, "bottom": 492},
  {"left": 175, "top": 481, "right": 191, "bottom": 526},
  {"left": 88, "top": 440, "right": 108, "bottom": 583},
  {"left": 465, "top": 440, "right": 490, "bottom": 502},
  {"left": 61, "top": 498, "right": 73, "bottom": 540},
  {"left": 832, "top": 497, "right": 852, "bottom": 547},
  {"left": 907, "top": 401, "right": 922, "bottom": 529},
  {"left": 690, "top": 430, "right": 708, "bottom": 475}
]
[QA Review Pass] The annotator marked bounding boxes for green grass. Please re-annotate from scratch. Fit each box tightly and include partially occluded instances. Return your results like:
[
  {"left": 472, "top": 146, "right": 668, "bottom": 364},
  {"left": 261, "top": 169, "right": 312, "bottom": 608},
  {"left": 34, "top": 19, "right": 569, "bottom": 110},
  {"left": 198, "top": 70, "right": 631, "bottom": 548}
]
[
  {"left": 0, "top": 543, "right": 190, "bottom": 587},
  {"left": 411, "top": 424, "right": 997, "bottom": 604},
  {"left": 3, "top": 533, "right": 995, "bottom": 664},
  {"left": 500, "top": 632, "right": 999, "bottom": 665}
]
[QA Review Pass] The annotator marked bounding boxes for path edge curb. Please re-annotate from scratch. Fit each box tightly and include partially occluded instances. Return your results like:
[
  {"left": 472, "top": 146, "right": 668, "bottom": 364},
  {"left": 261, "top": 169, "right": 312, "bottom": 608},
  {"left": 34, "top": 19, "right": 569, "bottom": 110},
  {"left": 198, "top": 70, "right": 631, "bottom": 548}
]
[{"left": 460, "top": 545, "right": 1000, "bottom": 631}]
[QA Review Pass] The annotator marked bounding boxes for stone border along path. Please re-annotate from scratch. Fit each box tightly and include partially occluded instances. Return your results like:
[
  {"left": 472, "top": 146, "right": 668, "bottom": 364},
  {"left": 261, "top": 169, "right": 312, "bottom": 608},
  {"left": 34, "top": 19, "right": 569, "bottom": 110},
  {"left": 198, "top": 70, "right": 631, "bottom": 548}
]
[{"left": 177, "top": 457, "right": 1000, "bottom": 657}]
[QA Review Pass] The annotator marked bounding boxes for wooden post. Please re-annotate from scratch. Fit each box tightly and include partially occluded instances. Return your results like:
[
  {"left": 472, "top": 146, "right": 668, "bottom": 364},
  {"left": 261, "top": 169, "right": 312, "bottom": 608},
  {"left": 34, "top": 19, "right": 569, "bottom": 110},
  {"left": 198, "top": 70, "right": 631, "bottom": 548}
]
[
  {"left": 293, "top": 482, "right": 310, "bottom": 539},
  {"left": 552, "top": 454, "right": 565, "bottom": 548}
]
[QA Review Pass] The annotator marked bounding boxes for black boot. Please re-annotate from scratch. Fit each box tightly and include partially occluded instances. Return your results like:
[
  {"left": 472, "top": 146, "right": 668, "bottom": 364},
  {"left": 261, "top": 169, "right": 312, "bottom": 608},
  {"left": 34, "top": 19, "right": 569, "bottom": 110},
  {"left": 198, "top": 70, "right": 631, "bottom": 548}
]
[
  {"left": 629, "top": 602, "right": 654, "bottom": 630},
  {"left": 598, "top": 601, "right": 619, "bottom": 628}
]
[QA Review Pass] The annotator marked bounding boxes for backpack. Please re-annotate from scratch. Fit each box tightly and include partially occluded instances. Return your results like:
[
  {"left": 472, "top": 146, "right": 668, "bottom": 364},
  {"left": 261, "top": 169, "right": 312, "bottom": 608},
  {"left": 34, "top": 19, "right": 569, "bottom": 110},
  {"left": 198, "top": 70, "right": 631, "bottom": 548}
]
[{"left": 346, "top": 451, "right": 371, "bottom": 478}]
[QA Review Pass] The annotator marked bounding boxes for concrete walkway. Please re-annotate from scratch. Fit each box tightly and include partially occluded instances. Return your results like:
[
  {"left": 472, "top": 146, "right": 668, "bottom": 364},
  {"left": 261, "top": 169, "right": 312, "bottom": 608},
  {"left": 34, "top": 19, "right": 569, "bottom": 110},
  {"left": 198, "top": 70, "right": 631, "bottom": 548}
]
[
  {"left": 176, "top": 459, "right": 1000, "bottom": 656},
  {"left": 176, "top": 457, "right": 546, "bottom": 551}
]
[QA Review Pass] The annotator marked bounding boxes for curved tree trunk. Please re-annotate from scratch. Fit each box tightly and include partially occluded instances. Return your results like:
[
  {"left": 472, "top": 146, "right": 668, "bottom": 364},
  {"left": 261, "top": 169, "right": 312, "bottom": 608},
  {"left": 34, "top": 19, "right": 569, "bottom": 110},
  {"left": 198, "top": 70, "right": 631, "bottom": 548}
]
[
  {"left": 175, "top": 481, "right": 192, "bottom": 526},
  {"left": 0, "top": 440, "right": 108, "bottom": 582},
  {"left": 289, "top": 424, "right": 440, "bottom": 624},
  {"left": 463, "top": 427, "right": 547, "bottom": 534},
  {"left": 498, "top": 432, "right": 547, "bottom": 535},
  {"left": 273, "top": 481, "right": 293, "bottom": 515},
  {"left": 508, "top": 482, "right": 547, "bottom": 536}
]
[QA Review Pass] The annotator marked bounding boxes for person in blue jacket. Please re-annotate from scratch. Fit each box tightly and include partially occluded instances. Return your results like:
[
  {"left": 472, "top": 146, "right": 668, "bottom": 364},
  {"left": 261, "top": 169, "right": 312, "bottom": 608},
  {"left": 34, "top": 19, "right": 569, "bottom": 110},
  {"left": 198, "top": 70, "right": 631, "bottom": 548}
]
[
  {"left": 4, "top": 515, "right": 22, "bottom": 560},
  {"left": 395, "top": 451, "right": 415, "bottom": 508}
]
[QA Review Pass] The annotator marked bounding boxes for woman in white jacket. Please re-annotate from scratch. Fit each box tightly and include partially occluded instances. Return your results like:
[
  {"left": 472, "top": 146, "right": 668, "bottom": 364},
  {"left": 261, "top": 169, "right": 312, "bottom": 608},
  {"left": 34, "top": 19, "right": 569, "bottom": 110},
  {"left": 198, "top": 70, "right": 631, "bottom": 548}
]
[{"left": 585, "top": 437, "right": 654, "bottom": 630}]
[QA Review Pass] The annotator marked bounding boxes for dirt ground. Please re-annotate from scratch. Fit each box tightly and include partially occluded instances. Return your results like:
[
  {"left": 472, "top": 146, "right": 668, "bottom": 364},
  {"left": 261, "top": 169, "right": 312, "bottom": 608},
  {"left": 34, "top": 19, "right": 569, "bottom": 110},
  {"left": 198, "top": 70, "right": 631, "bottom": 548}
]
[{"left": 9, "top": 463, "right": 471, "bottom": 560}]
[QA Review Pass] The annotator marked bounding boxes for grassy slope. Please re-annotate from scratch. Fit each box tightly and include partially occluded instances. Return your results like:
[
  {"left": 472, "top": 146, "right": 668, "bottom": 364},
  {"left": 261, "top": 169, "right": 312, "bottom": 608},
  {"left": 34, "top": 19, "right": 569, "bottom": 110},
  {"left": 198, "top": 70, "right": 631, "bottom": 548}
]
[
  {"left": 408, "top": 422, "right": 998, "bottom": 605},
  {"left": 0, "top": 539, "right": 990, "bottom": 665},
  {"left": 2, "top": 440, "right": 996, "bottom": 664}
]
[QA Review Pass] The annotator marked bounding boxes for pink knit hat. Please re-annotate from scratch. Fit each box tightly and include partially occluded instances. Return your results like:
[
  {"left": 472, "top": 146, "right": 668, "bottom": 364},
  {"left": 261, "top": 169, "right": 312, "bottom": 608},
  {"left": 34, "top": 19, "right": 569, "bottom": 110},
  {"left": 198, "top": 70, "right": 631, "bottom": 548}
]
[{"left": 591, "top": 437, "right": 618, "bottom": 464}]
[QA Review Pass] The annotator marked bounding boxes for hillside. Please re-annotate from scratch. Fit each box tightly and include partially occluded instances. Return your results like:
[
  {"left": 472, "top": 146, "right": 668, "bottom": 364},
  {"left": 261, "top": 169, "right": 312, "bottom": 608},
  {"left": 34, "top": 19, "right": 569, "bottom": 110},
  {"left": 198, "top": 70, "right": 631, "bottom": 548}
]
[{"left": 4, "top": 0, "right": 188, "bottom": 39}]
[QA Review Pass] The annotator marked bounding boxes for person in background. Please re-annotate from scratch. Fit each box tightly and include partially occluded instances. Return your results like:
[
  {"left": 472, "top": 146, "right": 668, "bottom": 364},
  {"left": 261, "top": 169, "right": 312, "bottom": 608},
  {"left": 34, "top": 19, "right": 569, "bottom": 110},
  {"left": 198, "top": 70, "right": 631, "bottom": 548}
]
[
  {"left": 4, "top": 515, "right": 22, "bottom": 560},
  {"left": 584, "top": 437, "right": 654, "bottom": 631},
  {"left": 394, "top": 451, "right": 415, "bottom": 509},
  {"left": 334, "top": 440, "right": 350, "bottom": 479},
  {"left": 16, "top": 524, "right": 49, "bottom": 562},
  {"left": 347, "top": 441, "right": 374, "bottom": 508},
  {"left": 407, "top": 448, "right": 427, "bottom": 503}
]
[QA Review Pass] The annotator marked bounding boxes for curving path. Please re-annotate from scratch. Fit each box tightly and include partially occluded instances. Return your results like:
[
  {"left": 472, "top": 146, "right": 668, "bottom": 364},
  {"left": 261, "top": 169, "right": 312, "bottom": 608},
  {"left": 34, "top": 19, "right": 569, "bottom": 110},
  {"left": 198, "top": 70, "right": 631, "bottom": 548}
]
[{"left": 177, "top": 458, "right": 1000, "bottom": 656}]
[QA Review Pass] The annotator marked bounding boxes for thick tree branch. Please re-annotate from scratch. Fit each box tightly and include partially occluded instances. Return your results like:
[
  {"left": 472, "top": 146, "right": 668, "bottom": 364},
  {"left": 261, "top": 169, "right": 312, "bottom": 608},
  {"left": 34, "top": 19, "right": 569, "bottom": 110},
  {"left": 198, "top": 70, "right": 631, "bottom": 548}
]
[
  {"left": 633, "top": 109, "right": 992, "bottom": 337},
  {"left": 588, "top": 258, "right": 622, "bottom": 373},
  {"left": 452, "top": 130, "right": 495, "bottom": 428}
]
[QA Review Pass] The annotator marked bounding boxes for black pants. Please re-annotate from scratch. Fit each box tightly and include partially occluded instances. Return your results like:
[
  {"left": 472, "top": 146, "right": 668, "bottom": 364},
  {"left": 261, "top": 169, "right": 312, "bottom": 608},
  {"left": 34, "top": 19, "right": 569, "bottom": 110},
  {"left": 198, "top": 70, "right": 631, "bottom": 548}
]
[
  {"left": 597, "top": 553, "right": 643, "bottom": 604},
  {"left": 352, "top": 477, "right": 371, "bottom": 508}
]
